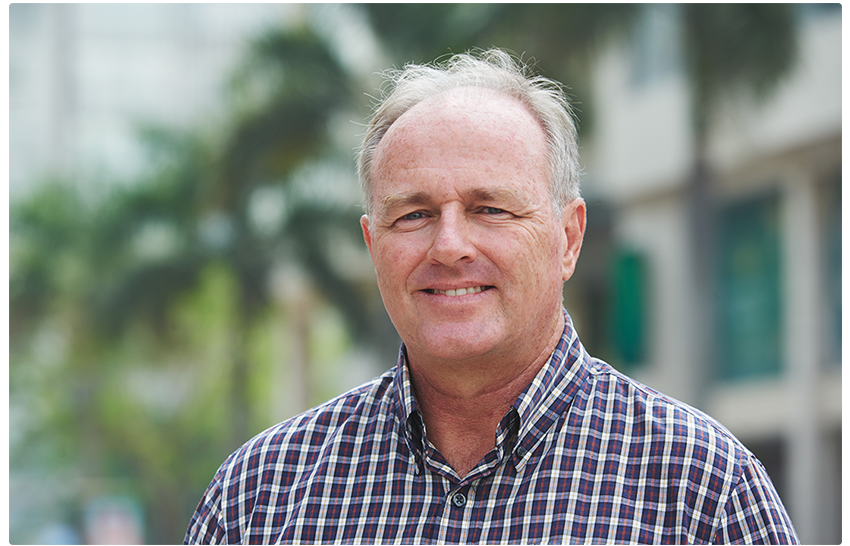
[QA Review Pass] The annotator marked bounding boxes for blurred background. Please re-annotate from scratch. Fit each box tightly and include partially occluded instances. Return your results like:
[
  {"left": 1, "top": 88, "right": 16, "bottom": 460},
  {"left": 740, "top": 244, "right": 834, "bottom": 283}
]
[{"left": 8, "top": 4, "right": 842, "bottom": 544}]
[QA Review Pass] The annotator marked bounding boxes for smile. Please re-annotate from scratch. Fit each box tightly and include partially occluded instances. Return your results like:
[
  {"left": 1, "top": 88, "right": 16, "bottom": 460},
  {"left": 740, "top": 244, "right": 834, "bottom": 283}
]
[{"left": 424, "top": 286, "right": 491, "bottom": 297}]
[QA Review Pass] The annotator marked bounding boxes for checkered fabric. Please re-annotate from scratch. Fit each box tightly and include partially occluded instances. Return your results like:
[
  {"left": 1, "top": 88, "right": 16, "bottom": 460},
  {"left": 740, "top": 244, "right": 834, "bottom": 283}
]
[{"left": 185, "top": 312, "right": 798, "bottom": 544}]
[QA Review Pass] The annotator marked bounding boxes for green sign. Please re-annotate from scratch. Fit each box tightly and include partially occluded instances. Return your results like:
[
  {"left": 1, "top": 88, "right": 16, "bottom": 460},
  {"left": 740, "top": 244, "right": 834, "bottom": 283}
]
[{"left": 610, "top": 248, "right": 647, "bottom": 368}]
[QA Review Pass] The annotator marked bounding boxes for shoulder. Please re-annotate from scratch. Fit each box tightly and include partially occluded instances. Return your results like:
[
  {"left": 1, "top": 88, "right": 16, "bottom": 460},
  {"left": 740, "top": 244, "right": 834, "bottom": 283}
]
[
  {"left": 579, "top": 359, "right": 797, "bottom": 542},
  {"left": 576, "top": 359, "right": 752, "bottom": 507},
  {"left": 226, "top": 367, "right": 398, "bottom": 477},
  {"left": 185, "top": 368, "right": 399, "bottom": 543},
  {"left": 582, "top": 358, "right": 747, "bottom": 461}
]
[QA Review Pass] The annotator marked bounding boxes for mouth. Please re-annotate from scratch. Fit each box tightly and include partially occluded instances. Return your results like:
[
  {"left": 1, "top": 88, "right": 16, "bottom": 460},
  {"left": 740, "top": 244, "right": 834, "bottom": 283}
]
[{"left": 423, "top": 286, "right": 493, "bottom": 297}]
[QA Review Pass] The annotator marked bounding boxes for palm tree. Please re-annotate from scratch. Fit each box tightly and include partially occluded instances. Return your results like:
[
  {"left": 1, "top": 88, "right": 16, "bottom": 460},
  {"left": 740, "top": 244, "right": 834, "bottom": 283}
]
[
  {"left": 10, "top": 23, "right": 382, "bottom": 542},
  {"left": 94, "top": 21, "right": 396, "bottom": 439}
]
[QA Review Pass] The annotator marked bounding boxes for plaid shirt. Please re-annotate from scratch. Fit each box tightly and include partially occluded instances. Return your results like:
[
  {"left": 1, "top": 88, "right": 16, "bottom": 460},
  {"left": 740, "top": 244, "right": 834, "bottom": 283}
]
[{"left": 185, "top": 312, "right": 798, "bottom": 544}]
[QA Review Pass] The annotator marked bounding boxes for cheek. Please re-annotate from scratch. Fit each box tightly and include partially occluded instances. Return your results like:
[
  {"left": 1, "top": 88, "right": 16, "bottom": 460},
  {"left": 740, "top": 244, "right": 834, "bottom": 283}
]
[
  {"left": 372, "top": 237, "right": 419, "bottom": 285},
  {"left": 382, "top": 241, "right": 415, "bottom": 270},
  {"left": 503, "top": 226, "right": 560, "bottom": 261},
  {"left": 500, "top": 229, "right": 565, "bottom": 285}
]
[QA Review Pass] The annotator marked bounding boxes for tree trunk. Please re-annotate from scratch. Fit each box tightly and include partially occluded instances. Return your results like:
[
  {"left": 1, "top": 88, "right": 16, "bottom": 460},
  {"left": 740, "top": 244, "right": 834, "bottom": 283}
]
[{"left": 685, "top": 139, "right": 717, "bottom": 407}]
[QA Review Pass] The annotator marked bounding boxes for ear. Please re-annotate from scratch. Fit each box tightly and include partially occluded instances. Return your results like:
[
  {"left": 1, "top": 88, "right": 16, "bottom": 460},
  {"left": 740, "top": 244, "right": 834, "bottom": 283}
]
[
  {"left": 360, "top": 214, "right": 373, "bottom": 255},
  {"left": 561, "top": 198, "right": 586, "bottom": 281}
]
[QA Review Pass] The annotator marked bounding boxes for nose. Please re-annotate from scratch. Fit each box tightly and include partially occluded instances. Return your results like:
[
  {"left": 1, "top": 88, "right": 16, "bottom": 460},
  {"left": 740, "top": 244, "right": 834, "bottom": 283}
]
[{"left": 426, "top": 209, "right": 477, "bottom": 265}]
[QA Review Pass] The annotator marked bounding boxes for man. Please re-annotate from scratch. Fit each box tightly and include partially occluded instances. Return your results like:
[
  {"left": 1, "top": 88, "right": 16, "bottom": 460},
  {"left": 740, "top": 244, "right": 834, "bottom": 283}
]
[{"left": 186, "top": 49, "right": 798, "bottom": 544}]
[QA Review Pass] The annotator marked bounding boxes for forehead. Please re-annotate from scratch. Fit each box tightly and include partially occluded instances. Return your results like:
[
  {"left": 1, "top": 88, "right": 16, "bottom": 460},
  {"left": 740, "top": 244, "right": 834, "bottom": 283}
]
[{"left": 370, "top": 88, "right": 549, "bottom": 200}]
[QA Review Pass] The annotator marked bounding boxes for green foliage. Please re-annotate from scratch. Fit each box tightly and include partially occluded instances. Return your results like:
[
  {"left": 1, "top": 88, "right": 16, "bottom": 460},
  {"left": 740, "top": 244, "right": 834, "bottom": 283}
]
[
  {"left": 10, "top": 183, "right": 92, "bottom": 342},
  {"left": 684, "top": 4, "right": 797, "bottom": 133},
  {"left": 363, "top": 4, "right": 640, "bottom": 133},
  {"left": 363, "top": 4, "right": 501, "bottom": 62}
]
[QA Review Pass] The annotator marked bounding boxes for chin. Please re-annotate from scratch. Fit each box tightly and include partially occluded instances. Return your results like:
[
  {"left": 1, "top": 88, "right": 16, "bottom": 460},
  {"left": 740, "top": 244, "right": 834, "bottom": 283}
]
[{"left": 411, "top": 323, "right": 505, "bottom": 362}]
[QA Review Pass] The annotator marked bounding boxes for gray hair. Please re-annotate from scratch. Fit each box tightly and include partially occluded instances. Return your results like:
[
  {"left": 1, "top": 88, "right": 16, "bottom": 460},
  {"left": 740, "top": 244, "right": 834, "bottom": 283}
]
[{"left": 356, "top": 48, "right": 581, "bottom": 217}]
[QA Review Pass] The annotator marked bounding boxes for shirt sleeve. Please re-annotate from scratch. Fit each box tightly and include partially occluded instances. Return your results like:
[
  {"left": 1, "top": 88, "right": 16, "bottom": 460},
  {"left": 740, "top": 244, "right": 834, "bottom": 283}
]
[
  {"left": 184, "top": 470, "right": 228, "bottom": 545},
  {"left": 713, "top": 456, "right": 799, "bottom": 544}
]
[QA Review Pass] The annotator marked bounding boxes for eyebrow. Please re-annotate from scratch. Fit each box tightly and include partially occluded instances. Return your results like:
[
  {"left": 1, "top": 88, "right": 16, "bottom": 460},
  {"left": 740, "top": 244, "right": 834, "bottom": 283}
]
[
  {"left": 377, "top": 187, "right": 527, "bottom": 218},
  {"left": 377, "top": 191, "right": 432, "bottom": 218},
  {"left": 466, "top": 187, "right": 524, "bottom": 204}
]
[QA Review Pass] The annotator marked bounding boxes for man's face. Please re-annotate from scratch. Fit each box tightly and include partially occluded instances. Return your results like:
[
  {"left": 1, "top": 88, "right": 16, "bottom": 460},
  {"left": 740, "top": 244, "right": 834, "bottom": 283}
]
[{"left": 361, "top": 89, "right": 584, "bottom": 369}]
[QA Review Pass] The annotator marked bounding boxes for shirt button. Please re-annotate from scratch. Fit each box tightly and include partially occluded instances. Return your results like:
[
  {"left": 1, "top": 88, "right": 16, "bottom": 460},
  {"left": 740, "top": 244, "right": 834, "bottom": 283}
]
[
  {"left": 451, "top": 492, "right": 467, "bottom": 507},
  {"left": 516, "top": 446, "right": 528, "bottom": 458}
]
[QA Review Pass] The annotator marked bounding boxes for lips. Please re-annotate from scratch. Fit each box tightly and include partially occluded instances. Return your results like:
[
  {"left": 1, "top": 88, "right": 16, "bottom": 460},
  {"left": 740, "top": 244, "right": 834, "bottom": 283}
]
[{"left": 423, "top": 286, "right": 493, "bottom": 297}]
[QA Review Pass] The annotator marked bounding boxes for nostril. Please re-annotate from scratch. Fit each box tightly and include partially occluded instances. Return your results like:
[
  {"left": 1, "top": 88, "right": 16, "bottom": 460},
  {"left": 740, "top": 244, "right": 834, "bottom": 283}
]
[{"left": 426, "top": 240, "right": 476, "bottom": 265}]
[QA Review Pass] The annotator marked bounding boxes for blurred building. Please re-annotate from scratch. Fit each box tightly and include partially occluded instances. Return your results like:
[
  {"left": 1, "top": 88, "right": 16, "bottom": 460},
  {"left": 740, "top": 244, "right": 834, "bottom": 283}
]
[
  {"left": 572, "top": 5, "right": 841, "bottom": 543},
  {"left": 9, "top": 3, "right": 296, "bottom": 197}
]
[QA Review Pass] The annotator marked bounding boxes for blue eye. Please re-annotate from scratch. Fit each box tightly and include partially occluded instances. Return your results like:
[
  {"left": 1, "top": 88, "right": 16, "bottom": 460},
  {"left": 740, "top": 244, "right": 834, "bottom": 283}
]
[
  {"left": 483, "top": 207, "right": 506, "bottom": 214},
  {"left": 401, "top": 211, "right": 425, "bottom": 221}
]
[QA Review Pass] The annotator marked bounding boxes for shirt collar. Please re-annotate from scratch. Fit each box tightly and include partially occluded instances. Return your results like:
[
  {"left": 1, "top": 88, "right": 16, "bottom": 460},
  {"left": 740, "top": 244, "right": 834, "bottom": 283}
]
[
  {"left": 392, "top": 309, "right": 590, "bottom": 470},
  {"left": 393, "top": 345, "right": 426, "bottom": 458},
  {"left": 509, "top": 309, "right": 590, "bottom": 470}
]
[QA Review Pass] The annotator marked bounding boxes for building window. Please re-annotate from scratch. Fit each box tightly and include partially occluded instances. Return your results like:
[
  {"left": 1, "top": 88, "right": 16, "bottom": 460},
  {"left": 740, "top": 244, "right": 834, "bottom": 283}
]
[{"left": 716, "top": 191, "right": 782, "bottom": 380}]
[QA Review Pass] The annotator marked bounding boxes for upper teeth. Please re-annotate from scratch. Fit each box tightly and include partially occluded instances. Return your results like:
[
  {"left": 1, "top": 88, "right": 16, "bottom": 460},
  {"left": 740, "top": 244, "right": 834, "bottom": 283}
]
[{"left": 432, "top": 286, "right": 486, "bottom": 297}]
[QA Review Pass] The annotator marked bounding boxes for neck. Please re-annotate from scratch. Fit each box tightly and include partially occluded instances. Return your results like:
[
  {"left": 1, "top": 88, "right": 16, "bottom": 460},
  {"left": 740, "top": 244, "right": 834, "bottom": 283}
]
[{"left": 407, "top": 316, "right": 564, "bottom": 478}]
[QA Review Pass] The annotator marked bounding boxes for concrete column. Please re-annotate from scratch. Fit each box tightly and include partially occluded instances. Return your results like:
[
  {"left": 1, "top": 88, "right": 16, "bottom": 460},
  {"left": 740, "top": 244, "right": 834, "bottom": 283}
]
[
  {"left": 49, "top": 4, "right": 77, "bottom": 178},
  {"left": 781, "top": 169, "right": 821, "bottom": 542}
]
